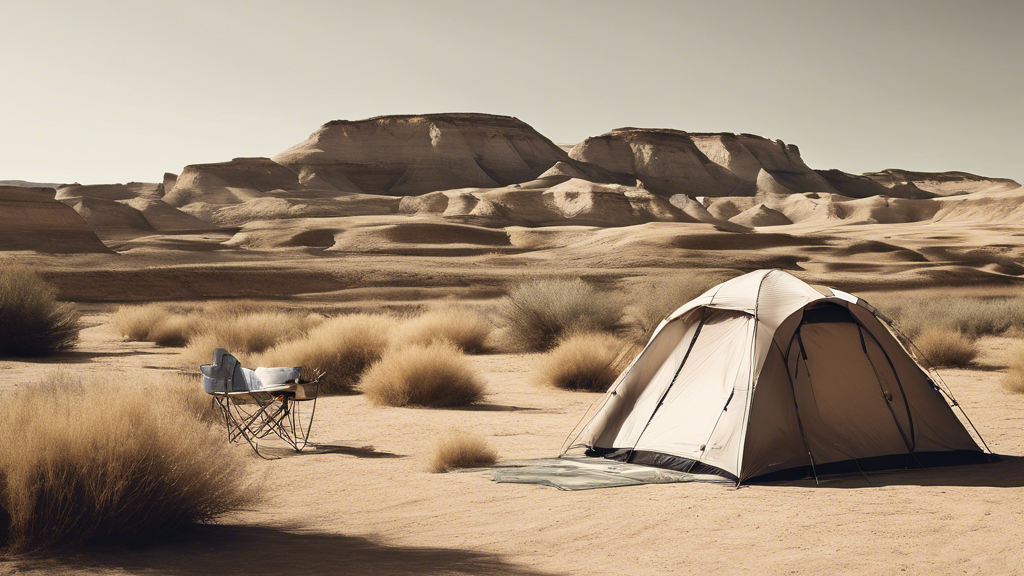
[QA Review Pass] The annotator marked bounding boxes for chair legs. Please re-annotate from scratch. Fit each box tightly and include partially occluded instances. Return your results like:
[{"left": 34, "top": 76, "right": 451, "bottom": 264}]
[{"left": 211, "top": 387, "right": 319, "bottom": 459}]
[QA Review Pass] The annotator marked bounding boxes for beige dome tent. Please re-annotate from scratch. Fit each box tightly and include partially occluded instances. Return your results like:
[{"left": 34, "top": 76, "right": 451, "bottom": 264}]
[{"left": 565, "top": 269, "right": 989, "bottom": 484}]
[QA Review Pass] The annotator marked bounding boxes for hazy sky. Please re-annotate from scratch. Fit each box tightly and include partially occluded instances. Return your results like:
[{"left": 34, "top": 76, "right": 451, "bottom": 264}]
[{"left": 2, "top": 0, "right": 1021, "bottom": 184}]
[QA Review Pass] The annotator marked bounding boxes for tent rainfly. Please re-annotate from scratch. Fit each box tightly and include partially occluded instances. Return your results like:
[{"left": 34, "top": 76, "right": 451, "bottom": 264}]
[{"left": 565, "top": 270, "right": 990, "bottom": 484}]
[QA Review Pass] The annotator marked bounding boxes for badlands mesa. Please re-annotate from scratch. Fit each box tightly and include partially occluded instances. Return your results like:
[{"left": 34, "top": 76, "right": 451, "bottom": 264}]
[
  {"left": 3, "top": 112, "right": 1022, "bottom": 302},
  {"left": 3, "top": 113, "right": 1024, "bottom": 576}
]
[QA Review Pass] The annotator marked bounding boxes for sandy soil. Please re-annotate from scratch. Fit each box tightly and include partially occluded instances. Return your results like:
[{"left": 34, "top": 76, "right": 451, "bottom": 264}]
[{"left": 2, "top": 312, "right": 1022, "bottom": 576}]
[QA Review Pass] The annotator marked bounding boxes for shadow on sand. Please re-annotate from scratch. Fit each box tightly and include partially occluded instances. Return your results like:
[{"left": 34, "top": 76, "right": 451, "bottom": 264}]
[
  {"left": 259, "top": 443, "right": 405, "bottom": 459},
  {"left": 775, "top": 455, "right": 1024, "bottom": 489},
  {"left": 13, "top": 349, "right": 168, "bottom": 364},
  {"left": 15, "top": 524, "right": 554, "bottom": 576}
]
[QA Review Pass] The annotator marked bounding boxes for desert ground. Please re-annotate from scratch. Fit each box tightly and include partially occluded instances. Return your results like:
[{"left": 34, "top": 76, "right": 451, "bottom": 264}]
[{"left": 2, "top": 114, "right": 1023, "bottom": 575}]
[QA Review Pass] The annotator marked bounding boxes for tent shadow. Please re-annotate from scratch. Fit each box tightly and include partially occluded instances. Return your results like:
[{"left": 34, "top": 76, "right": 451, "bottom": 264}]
[
  {"left": 775, "top": 455, "right": 1024, "bottom": 488},
  {"left": 13, "top": 524, "right": 555, "bottom": 576}
]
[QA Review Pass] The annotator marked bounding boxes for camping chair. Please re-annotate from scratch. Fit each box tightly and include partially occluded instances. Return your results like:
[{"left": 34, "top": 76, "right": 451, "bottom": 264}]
[{"left": 201, "top": 348, "right": 320, "bottom": 459}]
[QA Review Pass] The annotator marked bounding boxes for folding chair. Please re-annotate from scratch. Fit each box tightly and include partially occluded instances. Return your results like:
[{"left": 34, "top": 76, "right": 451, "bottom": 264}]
[{"left": 200, "top": 348, "right": 320, "bottom": 459}]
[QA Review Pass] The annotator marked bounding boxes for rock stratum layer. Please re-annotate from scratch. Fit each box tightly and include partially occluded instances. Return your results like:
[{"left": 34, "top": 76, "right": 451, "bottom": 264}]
[{"left": 0, "top": 186, "right": 111, "bottom": 253}]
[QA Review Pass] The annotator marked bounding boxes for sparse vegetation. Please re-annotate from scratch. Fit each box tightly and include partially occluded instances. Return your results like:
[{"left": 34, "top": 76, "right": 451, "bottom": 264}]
[
  {"left": 180, "top": 311, "right": 322, "bottom": 370},
  {"left": 429, "top": 429, "right": 497, "bottom": 473},
  {"left": 110, "top": 303, "right": 171, "bottom": 341},
  {"left": 0, "top": 371, "right": 256, "bottom": 552},
  {"left": 534, "top": 332, "right": 632, "bottom": 392},
  {"left": 0, "top": 264, "right": 80, "bottom": 357},
  {"left": 393, "top": 304, "right": 493, "bottom": 353},
  {"left": 257, "top": 313, "right": 396, "bottom": 394},
  {"left": 1001, "top": 342, "right": 1024, "bottom": 394},
  {"left": 876, "top": 295, "right": 1024, "bottom": 338},
  {"left": 147, "top": 314, "right": 200, "bottom": 347},
  {"left": 362, "top": 342, "right": 484, "bottom": 407},
  {"left": 913, "top": 327, "right": 979, "bottom": 368},
  {"left": 626, "top": 273, "right": 730, "bottom": 342},
  {"left": 497, "top": 277, "right": 623, "bottom": 352}
]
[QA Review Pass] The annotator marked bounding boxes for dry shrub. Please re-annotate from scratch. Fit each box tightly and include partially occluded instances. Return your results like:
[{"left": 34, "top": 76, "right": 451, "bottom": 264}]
[
  {"left": 0, "top": 371, "right": 256, "bottom": 551},
  {"left": 626, "top": 273, "right": 730, "bottom": 342},
  {"left": 361, "top": 342, "right": 484, "bottom": 407},
  {"left": 534, "top": 332, "right": 632, "bottom": 392},
  {"left": 429, "top": 429, "right": 497, "bottom": 473},
  {"left": 160, "top": 372, "right": 220, "bottom": 423},
  {"left": 0, "top": 265, "right": 80, "bottom": 357},
  {"left": 497, "top": 278, "right": 623, "bottom": 352},
  {"left": 913, "top": 327, "right": 979, "bottom": 368},
  {"left": 876, "top": 295, "right": 1024, "bottom": 338},
  {"left": 180, "top": 312, "right": 321, "bottom": 370},
  {"left": 257, "top": 313, "right": 396, "bottom": 395},
  {"left": 110, "top": 303, "right": 171, "bottom": 341},
  {"left": 393, "top": 305, "right": 492, "bottom": 353},
  {"left": 148, "top": 314, "right": 201, "bottom": 347},
  {"left": 1001, "top": 341, "right": 1024, "bottom": 394}
]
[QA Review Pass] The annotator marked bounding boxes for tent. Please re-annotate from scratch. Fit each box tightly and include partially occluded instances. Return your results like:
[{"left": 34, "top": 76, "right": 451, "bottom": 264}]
[{"left": 565, "top": 269, "right": 989, "bottom": 484}]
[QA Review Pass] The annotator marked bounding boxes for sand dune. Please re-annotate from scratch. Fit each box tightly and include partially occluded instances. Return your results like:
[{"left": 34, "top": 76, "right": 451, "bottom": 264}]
[
  {"left": 730, "top": 203, "right": 792, "bottom": 227},
  {"left": 395, "top": 178, "right": 748, "bottom": 228},
  {"left": 0, "top": 186, "right": 111, "bottom": 253}
]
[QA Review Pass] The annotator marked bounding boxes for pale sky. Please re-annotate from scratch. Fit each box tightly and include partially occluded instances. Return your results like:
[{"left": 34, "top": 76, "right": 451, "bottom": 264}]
[{"left": 2, "top": 0, "right": 1021, "bottom": 185}]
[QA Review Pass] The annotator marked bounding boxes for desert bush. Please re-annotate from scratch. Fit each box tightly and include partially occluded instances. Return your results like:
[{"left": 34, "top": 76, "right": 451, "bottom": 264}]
[
  {"left": 148, "top": 314, "right": 201, "bottom": 347},
  {"left": 429, "top": 429, "right": 497, "bottom": 473},
  {"left": 533, "top": 332, "right": 632, "bottom": 392},
  {"left": 393, "top": 305, "right": 493, "bottom": 353},
  {"left": 110, "top": 303, "right": 171, "bottom": 341},
  {"left": 1001, "top": 342, "right": 1024, "bottom": 394},
  {"left": 0, "top": 371, "right": 256, "bottom": 551},
  {"left": 257, "top": 313, "right": 396, "bottom": 395},
  {"left": 876, "top": 295, "right": 1024, "bottom": 338},
  {"left": 180, "top": 312, "right": 321, "bottom": 370},
  {"left": 497, "top": 277, "right": 623, "bottom": 352},
  {"left": 0, "top": 265, "right": 80, "bottom": 357},
  {"left": 913, "top": 327, "right": 979, "bottom": 368},
  {"left": 361, "top": 342, "right": 484, "bottom": 407},
  {"left": 626, "top": 273, "right": 730, "bottom": 342}
]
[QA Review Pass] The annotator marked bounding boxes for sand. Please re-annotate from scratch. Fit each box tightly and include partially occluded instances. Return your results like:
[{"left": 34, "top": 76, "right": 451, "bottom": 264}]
[{"left": 2, "top": 317, "right": 1021, "bottom": 576}]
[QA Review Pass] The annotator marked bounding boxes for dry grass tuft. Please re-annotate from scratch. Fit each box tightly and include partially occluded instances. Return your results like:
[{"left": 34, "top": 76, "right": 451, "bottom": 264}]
[
  {"left": 497, "top": 278, "right": 623, "bottom": 352},
  {"left": 626, "top": 273, "right": 730, "bottom": 342},
  {"left": 180, "top": 312, "right": 321, "bottom": 370},
  {"left": 361, "top": 342, "right": 484, "bottom": 407},
  {"left": 913, "top": 327, "right": 979, "bottom": 368},
  {"left": 148, "top": 314, "right": 200, "bottom": 347},
  {"left": 534, "top": 332, "right": 632, "bottom": 392},
  {"left": 429, "top": 429, "right": 497, "bottom": 473},
  {"left": 393, "top": 305, "right": 493, "bottom": 353},
  {"left": 110, "top": 303, "right": 171, "bottom": 341},
  {"left": 0, "top": 371, "right": 256, "bottom": 551},
  {"left": 0, "top": 264, "right": 80, "bottom": 357},
  {"left": 1001, "top": 341, "right": 1024, "bottom": 394},
  {"left": 257, "top": 314, "right": 396, "bottom": 395}
]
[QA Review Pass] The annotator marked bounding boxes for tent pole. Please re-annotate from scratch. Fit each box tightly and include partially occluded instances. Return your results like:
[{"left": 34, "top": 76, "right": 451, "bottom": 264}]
[
  {"left": 776, "top": 338, "right": 819, "bottom": 486},
  {"left": 856, "top": 324, "right": 916, "bottom": 457},
  {"left": 626, "top": 307, "right": 708, "bottom": 464}
]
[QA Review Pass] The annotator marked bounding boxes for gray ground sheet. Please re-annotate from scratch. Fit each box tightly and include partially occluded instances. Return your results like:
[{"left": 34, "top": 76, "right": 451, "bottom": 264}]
[{"left": 479, "top": 457, "right": 730, "bottom": 490}]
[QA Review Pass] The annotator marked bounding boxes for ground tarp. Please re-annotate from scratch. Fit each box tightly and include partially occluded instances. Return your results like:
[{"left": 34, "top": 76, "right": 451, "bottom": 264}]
[{"left": 479, "top": 457, "right": 729, "bottom": 490}]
